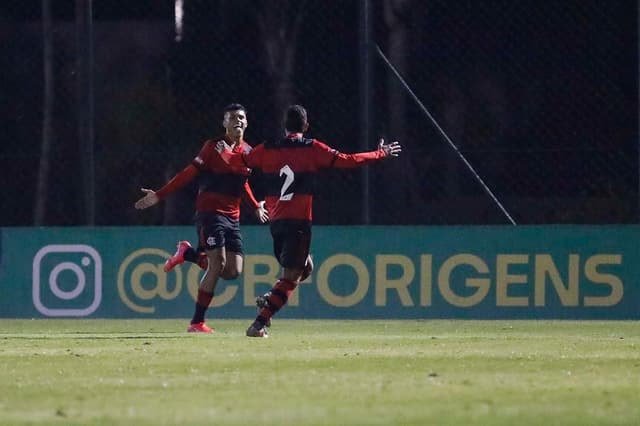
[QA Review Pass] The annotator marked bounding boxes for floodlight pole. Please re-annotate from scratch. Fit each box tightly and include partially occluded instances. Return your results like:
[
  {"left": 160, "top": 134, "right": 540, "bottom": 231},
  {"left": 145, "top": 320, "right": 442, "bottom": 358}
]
[
  {"left": 359, "top": 0, "right": 372, "bottom": 224},
  {"left": 35, "top": 0, "right": 53, "bottom": 226},
  {"left": 76, "top": 0, "right": 95, "bottom": 225}
]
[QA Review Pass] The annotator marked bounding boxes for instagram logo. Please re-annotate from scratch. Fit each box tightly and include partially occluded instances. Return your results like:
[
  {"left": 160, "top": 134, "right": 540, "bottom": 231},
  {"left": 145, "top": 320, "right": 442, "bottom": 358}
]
[{"left": 32, "top": 244, "right": 102, "bottom": 317}]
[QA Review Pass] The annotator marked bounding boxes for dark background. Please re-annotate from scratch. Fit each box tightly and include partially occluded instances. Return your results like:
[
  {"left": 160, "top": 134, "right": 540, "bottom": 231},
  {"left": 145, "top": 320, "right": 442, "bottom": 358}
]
[{"left": 0, "top": 0, "right": 637, "bottom": 226}]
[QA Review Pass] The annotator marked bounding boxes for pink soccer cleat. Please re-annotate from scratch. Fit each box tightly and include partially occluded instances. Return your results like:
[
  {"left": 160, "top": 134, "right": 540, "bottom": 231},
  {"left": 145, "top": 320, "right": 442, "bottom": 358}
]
[
  {"left": 164, "top": 241, "right": 192, "bottom": 273},
  {"left": 187, "top": 322, "right": 214, "bottom": 333}
]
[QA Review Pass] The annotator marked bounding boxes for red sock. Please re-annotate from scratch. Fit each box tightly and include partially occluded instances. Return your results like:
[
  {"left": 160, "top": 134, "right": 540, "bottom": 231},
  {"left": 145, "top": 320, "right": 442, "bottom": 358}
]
[{"left": 257, "top": 279, "right": 297, "bottom": 325}]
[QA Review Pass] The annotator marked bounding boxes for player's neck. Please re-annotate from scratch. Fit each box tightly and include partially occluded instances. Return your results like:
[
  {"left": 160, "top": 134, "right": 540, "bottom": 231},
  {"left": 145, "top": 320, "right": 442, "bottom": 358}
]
[{"left": 225, "top": 134, "right": 242, "bottom": 146}]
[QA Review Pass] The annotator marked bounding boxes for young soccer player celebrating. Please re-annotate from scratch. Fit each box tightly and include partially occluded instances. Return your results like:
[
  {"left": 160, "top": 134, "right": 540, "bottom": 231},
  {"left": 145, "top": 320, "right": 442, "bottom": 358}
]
[
  {"left": 217, "top": 104, "right": 401, "bottom": 337},
  {"left": 134, "top": 103, "right": 268, "bottom": 333}
]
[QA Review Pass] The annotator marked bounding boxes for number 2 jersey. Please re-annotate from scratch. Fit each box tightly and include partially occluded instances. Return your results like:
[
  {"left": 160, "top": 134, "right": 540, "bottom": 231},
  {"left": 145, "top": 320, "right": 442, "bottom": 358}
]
[
  {"left": 219, "top": 133, "right": 387, "bottom": 223},
  {"left": 155, "top": 137, "right": 259, "bottom": 220}
]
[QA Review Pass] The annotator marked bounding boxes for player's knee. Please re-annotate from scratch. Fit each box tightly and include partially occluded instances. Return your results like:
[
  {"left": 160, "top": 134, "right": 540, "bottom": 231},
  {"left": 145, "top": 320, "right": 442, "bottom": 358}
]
[
  {"left": 221, "top": 267, "right": 240, "bottom": 280},
  {"left": 207, "top": 251, "right": 226, "bottom": 272},
  {"left": 221, "top": 253, "right": 243, "bottom": 280}
]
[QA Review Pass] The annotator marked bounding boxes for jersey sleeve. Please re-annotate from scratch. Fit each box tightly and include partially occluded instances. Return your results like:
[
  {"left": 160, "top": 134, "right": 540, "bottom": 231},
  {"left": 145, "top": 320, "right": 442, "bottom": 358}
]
[
  {"left": 241, "top": 181, "right": 260, "bottom": 209},
  {"left": 192, "top": 142, "right": 212, "bottom": 170},
  {"left": 155, "top": 164, "right": 199, "bottom": 199},
  {"left": 313, "top": 140, "right": 386, "bottom": 169},
  {"left": 192, "top": 141, "right": 227, "bottom": 170}
]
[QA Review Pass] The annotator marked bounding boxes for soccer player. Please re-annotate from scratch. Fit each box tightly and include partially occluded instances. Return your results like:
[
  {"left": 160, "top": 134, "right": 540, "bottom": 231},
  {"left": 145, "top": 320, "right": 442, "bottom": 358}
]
[
  {"left": 134, "top": 103, "right": 269, "bottom": 333},
  {"left": 217, "top": 104, "right": 401, "bottom": 337}
]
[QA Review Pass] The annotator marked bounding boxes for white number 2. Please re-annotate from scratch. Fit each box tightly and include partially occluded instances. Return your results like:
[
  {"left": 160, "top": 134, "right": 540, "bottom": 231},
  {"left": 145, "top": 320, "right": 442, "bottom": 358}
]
[{"left": 279, "top": 165, "right": 295, "bottom": 200}]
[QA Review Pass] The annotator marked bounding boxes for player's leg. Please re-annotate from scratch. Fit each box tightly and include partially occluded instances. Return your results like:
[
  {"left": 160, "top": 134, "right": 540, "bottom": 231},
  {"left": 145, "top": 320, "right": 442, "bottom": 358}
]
[
  {"left": 254, "top": 251, "right": 305, "bottom": 329},
  {"left": 188, "top": 248, "right": 225, "bottom": 332},
  {"left": 301, "top": 254, "right": 313, "bottom": 282},
  {"left": 247, "top": 221, "right": 310, "bottom": 337},
  {"left": 187, "top": 214, "right": 227, "bottom": 333},
  {"left": 220, "top": 252, "right": 243, "bottom": 279},
  {"left": 164, "top": 241, "right": 209, "bottom": 272},
  {"left": 219, "top": 218, "right": 244, "bottom": 280},
  {"left": 255, "top": 255, "right": 311, "bottom": 326}
]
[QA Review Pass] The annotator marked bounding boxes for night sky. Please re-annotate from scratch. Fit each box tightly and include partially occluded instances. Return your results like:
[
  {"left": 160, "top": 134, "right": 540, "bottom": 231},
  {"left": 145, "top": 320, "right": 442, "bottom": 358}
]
[{"left": 0, "top": 1, "right": 637, "bottom": 225}]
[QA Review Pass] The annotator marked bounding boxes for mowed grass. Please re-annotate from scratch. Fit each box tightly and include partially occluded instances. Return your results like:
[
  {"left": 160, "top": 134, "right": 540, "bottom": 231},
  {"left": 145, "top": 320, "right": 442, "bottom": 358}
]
[{"left": 0, "top": 320, "right": 638, "bottom": 426}]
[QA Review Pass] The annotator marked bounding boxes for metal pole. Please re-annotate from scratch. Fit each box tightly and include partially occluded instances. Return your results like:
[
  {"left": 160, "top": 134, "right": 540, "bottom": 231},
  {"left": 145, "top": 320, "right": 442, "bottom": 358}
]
[
  {"left": 35, "top": 0, "right": 53, "bottom": 225},
  {"left": 359, "top": 0, "right": 372, "bottom": 224},
  {"left": 76, "top": 0, "right": 95, "bottom": 225}
]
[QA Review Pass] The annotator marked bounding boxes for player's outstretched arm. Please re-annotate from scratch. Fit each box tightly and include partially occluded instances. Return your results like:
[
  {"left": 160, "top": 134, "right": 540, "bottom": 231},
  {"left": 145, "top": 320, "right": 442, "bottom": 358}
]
[
  {"left": 378, "top": 138, "right": 402, "bottom": 158},
  {"left": 326, "top": 138, "right": 402, "bottom": 168},
  {"left": 134, "top": 164, "right": 199, "bottom": 211},
  {"left": 134, "top": 188, "right": 159, "bottom": 210}
]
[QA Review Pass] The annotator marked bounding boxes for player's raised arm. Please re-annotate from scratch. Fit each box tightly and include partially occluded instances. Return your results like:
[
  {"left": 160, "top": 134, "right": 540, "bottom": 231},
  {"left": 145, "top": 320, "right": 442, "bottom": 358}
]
[{"left": 315, "top": 137, "right": 402, "bottom": 169}]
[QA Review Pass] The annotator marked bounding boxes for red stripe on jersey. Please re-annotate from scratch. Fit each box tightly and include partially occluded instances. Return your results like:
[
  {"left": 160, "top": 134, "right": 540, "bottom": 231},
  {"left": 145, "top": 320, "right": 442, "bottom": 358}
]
[
  {"left": 196, "top": 192, "right": 242, "bottom": 219},
  {"left": 192, "top": 138, "right": 255, "bottom": 220}
]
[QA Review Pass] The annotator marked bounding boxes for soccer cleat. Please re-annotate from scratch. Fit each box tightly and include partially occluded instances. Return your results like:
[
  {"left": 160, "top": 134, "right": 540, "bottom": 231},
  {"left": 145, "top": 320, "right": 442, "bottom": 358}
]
[
  {"left": 164, "top": 241, "right": 192, "bottom": 273},
  {"left": 255, "top": 294, "right": 272, "bottom": 327},
  {"left": 187, "top": 322, "right": 214, "bottom": 333},
  {"left": 246, "top": 324, "right": 269, "bottom": 338}
]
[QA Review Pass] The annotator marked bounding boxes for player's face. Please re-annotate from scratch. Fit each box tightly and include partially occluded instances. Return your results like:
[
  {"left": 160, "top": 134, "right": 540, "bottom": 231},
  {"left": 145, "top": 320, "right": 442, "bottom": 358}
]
[{"left": 223, "top": 109, "right": 248, "bottom": 138}]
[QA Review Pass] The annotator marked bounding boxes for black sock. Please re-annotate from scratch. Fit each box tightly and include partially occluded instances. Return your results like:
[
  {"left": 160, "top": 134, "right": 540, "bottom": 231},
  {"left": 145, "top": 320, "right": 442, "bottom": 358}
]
[
  {"left": 191, "top": 290, "right": 213, "bottom": 324},
  {"left": 183, "top": 247, "right": 198, "bottom": 263},
  {"left": 191, "top": 304, "right": 207, "bottom": 324}
]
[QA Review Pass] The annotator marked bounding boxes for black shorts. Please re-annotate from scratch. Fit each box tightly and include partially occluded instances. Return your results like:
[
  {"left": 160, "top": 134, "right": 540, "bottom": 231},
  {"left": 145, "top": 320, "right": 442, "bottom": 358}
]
[
  {"left": 270, "top": 219, "right": 311, "bottom": 269},
  {"left": 194, "top": 212, "right": 243, "bottom": 254}
]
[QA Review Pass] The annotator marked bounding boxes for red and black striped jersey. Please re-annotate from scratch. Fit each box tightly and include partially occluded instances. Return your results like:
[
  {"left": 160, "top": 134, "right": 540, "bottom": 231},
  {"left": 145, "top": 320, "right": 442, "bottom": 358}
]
[
  {"left": 220, "top": 133, "right": 386, "bottom": 222},
  {"left": 156, "top": 137, "right": 259, "bottom": 220}
]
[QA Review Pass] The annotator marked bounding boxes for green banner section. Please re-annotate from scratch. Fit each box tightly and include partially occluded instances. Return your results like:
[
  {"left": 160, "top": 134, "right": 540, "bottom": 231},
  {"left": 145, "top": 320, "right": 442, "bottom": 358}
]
[{"left": 0, "top": 226, "right": 638, "bottom": 319}]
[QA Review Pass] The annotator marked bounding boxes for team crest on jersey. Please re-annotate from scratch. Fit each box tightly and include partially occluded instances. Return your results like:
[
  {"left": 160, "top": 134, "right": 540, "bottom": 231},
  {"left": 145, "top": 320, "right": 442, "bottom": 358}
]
[{"left": 207, "top": 236, "right": 216, "bottom": 246}]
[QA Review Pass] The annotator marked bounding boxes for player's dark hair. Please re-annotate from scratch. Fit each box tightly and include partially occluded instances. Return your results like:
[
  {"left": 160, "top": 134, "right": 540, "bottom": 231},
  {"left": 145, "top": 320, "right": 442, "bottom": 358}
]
[
  {"left": 284, "top": 104, "right": 307, "bottom": 133},
  {"left": 223, "top": 103, "right": 246, "bottom": 114}
]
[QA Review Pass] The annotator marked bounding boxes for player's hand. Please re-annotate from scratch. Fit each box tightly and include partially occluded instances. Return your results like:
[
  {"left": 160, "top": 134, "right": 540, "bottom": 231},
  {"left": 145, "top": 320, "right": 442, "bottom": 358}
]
[
  {"left": 215, "top": 140, "right": 227, "bottom": 154},
  {"left": 378, "top": 138, "right": 401, "bottom": 158},
  {"left": 134, "top": 188, "right": 160, "bottom": 210},
  {"left": 255, "top": 200, "right": 269, "bottom": 223}
]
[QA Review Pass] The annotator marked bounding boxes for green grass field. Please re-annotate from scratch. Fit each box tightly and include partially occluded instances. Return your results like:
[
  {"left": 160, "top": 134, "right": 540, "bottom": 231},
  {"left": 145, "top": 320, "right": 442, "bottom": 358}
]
[{"left": 0, "top": 319, "right": 638, "bottom": 425}]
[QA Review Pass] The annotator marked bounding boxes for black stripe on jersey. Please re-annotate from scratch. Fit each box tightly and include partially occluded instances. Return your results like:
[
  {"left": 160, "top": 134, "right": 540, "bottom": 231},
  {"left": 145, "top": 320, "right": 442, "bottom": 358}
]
[
  {"left": 198, "top": 172, "right": 246, "bottom": 196},
  {"left": 264, "top": 137, "right": 314, "bottom": 149},
  {"left": 263, "top": 171, "right": 316, "bottom": 197}
]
